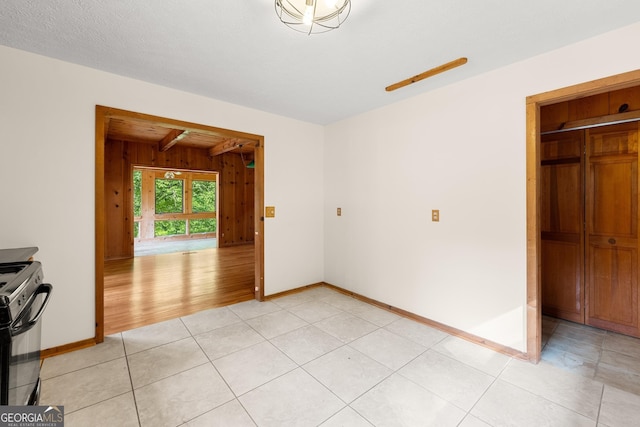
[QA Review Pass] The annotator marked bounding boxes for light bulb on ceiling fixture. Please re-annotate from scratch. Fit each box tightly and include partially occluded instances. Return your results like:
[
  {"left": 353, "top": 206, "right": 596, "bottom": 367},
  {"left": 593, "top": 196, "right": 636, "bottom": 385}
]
[{"left": 303, "top": 0, "right": 314, "bottom": 25}]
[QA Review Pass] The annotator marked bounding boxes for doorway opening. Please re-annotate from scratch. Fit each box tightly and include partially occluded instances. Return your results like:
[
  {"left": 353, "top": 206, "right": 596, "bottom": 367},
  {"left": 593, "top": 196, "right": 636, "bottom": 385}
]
[
  {"left": 526, "top": 69, "right": 640, "bottom": 362},
  {"left": 95, "top": 106, "right": 265, "bottom": 342}
]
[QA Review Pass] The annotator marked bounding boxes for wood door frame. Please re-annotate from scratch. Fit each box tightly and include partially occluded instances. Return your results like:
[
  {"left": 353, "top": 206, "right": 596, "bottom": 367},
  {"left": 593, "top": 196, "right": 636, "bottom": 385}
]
[
  {"left": 95, "top": 106, "right": 265, "bottom": 343},
  {"left": 526, "top": 69, "right": 640, "bottom": 362}
]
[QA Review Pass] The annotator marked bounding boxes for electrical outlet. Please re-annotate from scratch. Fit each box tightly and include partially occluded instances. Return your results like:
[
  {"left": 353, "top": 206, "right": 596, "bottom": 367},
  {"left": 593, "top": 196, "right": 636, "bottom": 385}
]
[
  {"left": 337, "top": 207, "right": 342, "bottom": 216},
  {"left": 432, "top": 209, "right": 440, "bottom": 222}
]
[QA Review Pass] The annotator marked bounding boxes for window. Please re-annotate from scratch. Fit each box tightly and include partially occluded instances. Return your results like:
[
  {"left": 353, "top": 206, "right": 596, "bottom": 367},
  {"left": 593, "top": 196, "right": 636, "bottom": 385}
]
[
  {"left": 192, "top": 180, "right": 215, "bottom": 213},
  {"left": 155, "top": 220, "right": 186, "bottom": 237},
  {"left": 133, "top": 168, "right": 217, "bottom": 241},
  {"left": 133, "top": 170, "right": 142, "bottom": 238},
  {"left": 155, "top": 178, "right": 184, "bottom": 214}
]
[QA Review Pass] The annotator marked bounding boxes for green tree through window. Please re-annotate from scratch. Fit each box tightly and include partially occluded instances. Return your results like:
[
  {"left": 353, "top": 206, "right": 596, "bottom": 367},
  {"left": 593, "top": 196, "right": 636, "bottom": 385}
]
[
  {"left": 155, "top": 179, "right": 184, "bottom": 214},
  {"left": 155, "top": 220, "right": 186, "bottom": 237},
  {"left": 133, "top": 170, "right": 142, "bottom": 238},
  {"left": 133, "top": 170, "right": 142, "bottom": 217},
  {"left": 154, "top": 178, "right": 185, "bottom": 236},
  {"left": 190, "top": 218, "right": 216, "bottom": 234},
  {"left": 192, "top": 180, "right": 216, "bottom": 213}
]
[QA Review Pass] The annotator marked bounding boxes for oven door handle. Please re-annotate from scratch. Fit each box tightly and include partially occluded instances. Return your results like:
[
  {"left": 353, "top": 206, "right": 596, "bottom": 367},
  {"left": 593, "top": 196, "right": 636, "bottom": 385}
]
[{"left": 10, "top": 283, "right": 52, "bottom": 337}]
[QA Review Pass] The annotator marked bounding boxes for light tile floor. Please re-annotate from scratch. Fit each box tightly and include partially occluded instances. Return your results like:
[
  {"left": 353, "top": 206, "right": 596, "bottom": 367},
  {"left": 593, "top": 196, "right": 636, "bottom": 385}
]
[{"left": 40, "top": 287, "right": 640, "bottom": 426}]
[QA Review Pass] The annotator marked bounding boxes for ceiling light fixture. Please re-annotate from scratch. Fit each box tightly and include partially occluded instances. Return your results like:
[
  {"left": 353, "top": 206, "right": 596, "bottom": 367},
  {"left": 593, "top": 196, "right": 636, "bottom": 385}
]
[
  {"left": 163, "top": 171, "right": 182, "bottom": 179},
  {"left": 275, "top": 0, "right": 351, "bottom": 35}
]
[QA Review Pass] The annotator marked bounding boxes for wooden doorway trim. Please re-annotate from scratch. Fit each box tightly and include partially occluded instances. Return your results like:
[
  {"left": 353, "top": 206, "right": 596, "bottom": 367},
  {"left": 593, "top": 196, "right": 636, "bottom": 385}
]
[
  {"left": 526, "top": 69, "right": 640, "bottom": 362},
  {"left": 94, "top": 106, "right": 265, "bottom": 343}
]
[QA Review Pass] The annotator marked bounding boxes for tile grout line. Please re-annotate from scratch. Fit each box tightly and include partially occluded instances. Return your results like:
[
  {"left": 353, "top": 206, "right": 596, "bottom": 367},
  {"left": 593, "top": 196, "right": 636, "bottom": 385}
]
[
  {"left": 122, "top": 333, "right": 143, "bottom": 427},
  {"left": 178, "top": 315, "right": 250, "bottom": 425}
]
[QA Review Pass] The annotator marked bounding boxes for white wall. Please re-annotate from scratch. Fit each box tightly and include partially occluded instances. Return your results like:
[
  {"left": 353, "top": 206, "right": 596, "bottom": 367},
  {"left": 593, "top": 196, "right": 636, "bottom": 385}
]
[
  {"left": 0, "top": 45, "right": 325, "bottom": 349},
  {"left": 324, "top": 22, "right": 640, "bottom": 352}
]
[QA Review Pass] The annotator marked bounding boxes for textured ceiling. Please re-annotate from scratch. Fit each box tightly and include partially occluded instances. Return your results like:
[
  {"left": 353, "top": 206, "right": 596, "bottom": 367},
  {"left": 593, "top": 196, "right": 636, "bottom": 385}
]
[{"left": 1, "top": 1, "right": 640, "bottom": 125}]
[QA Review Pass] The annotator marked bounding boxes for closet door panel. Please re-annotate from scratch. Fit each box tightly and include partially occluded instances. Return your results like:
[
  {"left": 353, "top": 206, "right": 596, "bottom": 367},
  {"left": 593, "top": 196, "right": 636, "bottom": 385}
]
[
  {"left": 541, "top": 239, "right": 583, "bottom": 321},
  {"left": 586, "top": 122, "right": 639, "bottom": 336},
  {"left": 540, "top": 130, "right": 585, "bottom": 322},
  {"left": 589, "top": 244, "right": 637, "bottom": 327}
]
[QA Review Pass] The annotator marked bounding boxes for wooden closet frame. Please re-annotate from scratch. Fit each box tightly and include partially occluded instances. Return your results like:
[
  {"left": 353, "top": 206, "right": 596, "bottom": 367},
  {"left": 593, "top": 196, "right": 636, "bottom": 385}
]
[{"left": 526, "top": 69, "right": 640, "bottom": 362}]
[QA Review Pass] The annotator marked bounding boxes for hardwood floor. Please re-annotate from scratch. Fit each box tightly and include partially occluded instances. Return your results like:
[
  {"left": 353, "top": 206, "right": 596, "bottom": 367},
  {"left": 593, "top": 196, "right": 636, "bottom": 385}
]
[{"left": 104, "top": 244, "right": 255, "bottom": 335}]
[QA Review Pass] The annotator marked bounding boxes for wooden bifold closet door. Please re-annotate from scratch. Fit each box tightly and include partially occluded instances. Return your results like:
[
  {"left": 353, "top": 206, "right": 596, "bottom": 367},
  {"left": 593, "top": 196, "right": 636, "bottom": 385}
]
[
  {"left": 585, "top": 122, "right": 639, "bottom": 336},
  {"left": 541, "top": 130, "right": 585, "bottom": 323},
  {"left": 541, "top": 122, "right": 640, "bottom": 337}
]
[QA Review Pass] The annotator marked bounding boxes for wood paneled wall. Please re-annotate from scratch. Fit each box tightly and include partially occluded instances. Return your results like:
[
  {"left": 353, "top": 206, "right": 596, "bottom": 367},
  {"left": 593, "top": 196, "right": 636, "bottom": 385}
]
[
  {"left": 104, "top": 140, "right": 254, "bottom": 259},
  {"left": 217, "top": 152, "right": 256, "bottom": 247},
  {"left": 541, "top": 86, "right": 640, "bottom": 132}
]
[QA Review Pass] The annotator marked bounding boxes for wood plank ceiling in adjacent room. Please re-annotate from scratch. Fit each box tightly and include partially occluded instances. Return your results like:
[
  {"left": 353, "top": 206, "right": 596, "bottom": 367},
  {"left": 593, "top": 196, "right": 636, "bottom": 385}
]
[{"left": 106, "top": 116, "right": 256, "bottom": 160}]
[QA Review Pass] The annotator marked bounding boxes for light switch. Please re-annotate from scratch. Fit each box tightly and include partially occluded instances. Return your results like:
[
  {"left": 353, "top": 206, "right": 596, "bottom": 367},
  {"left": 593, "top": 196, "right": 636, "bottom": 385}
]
[
  {"left": 432, "top": 209, "right": 439, "bottom": 222},
  {"left": 337, "top": 207, "right": 342, "bottom": 216},
  {"left": 265, "top": 206, "right": 275, "bottom": 218}
]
